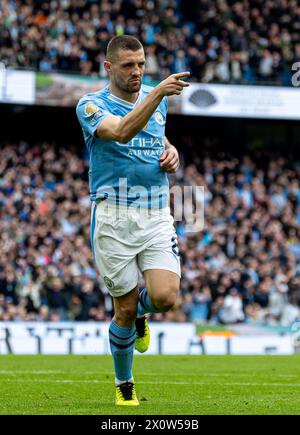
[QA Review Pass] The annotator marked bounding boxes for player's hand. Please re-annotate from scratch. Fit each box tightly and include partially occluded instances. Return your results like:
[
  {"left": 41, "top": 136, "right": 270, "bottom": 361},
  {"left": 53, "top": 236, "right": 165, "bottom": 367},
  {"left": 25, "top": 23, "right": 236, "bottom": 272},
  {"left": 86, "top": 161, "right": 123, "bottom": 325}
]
[
  {"left": 156, "top": 72, "right": 190, "bottom": 97},
  {"left": 160, "top": 145, "right": 180, "bottom": 173}
]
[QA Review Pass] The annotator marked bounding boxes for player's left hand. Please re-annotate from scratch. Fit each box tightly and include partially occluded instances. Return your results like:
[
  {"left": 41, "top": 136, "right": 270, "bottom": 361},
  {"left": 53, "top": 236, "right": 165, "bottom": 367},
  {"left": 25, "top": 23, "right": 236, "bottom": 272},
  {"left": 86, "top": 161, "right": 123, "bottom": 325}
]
[{"left": 160, "top": 145, "right": 180, "bottom": 173}]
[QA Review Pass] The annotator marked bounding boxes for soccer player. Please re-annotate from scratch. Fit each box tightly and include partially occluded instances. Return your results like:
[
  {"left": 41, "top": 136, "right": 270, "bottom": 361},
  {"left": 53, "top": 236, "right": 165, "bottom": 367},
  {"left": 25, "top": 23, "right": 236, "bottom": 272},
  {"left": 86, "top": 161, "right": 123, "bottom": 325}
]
[{"left": 76, "top": 35, "right": 189, "bottom": 406}]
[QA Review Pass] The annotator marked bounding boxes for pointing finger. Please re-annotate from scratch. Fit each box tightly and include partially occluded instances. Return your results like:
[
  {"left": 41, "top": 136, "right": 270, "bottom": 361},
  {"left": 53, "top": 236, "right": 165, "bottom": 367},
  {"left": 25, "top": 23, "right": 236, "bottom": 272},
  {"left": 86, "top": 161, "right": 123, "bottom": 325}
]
[{"left": 173, "top": 71, "right": 190, "bottom": 79}]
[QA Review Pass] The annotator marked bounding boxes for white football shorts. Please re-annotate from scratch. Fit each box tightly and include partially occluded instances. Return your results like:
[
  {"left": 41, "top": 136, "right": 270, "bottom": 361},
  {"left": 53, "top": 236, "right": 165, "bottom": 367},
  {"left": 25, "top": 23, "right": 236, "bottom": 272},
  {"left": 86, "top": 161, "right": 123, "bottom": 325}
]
[{"left": 90, "top": 200, "right": 181, "bottom": 298}]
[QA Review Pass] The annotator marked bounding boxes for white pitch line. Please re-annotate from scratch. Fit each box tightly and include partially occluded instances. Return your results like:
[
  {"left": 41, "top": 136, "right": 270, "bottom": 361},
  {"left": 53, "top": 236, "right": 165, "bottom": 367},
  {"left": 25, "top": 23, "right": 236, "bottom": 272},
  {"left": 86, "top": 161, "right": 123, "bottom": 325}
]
[
  {"left": 1, "top": 379, "right": 300, "bottom": 387},
  {"left": 0, "top": 371, "right": 297, "bottom": 378},
  {"left": 205, "top": 373, "right": 299, "bottom": 378},
  {"left": 0, "top": 371, "right": 65, "bottom": 374}
]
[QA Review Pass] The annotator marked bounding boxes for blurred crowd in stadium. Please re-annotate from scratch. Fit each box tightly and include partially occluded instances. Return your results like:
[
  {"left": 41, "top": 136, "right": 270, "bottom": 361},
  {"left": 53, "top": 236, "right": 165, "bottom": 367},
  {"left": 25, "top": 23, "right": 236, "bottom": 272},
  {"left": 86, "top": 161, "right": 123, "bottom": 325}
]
[
  {"left": 0, "top": 0, "right": 298, "bottom": 85},
  {"left": 1, "top": 141, "right": 300, "bottom": 325}
]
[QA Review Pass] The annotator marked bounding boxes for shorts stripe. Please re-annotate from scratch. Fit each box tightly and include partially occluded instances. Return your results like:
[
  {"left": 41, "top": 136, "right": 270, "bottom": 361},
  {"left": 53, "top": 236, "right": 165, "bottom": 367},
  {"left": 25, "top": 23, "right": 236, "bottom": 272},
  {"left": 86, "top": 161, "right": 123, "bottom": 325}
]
[{"left": 90, "top": 202, "right": 97, "bottom": 258}]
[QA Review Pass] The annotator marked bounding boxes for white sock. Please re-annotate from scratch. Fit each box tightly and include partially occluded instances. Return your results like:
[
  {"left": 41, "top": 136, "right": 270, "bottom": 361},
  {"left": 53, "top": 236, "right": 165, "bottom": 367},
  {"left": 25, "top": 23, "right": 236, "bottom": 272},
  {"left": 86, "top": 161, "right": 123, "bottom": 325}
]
[{"left": 115, "top": 377, "right": 134, "bottom": 386}]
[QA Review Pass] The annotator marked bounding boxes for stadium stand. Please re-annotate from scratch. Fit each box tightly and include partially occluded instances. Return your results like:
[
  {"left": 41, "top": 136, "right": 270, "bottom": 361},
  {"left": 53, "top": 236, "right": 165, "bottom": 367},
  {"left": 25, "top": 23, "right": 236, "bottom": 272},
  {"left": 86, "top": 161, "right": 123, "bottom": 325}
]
[
  {"left": 0, "top": 141, "right": 299, "bottom": 325},
  {"left": 0, "top": 0, "right": 299, "bottom": 327},
  {"left": 0, "top": 0, "right": 297, "bottom": 85}
]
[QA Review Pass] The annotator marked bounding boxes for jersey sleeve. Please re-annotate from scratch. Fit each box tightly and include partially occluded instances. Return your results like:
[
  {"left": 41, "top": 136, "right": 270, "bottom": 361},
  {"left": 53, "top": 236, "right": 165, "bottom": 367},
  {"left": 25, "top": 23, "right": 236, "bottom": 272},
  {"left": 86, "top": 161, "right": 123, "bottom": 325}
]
[{"left": 76, "top": 98, "right": 111, "bottom": 137}]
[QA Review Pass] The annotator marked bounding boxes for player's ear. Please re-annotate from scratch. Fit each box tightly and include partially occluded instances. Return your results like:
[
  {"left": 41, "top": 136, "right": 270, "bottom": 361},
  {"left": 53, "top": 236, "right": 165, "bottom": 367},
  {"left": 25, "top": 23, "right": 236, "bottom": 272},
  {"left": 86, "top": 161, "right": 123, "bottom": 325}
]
[{"left": 104, "top": 60, "right": 112, "bottom": 73}]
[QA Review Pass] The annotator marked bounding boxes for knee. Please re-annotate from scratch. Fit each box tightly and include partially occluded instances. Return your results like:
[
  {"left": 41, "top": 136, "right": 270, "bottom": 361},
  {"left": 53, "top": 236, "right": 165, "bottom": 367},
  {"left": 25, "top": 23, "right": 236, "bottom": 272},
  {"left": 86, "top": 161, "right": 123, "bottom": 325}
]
[
  {"left": 152, "top": 289, "right": 178, "bottom": 313},
  {"left": 115, "top": 305, "right": 137, "bottom": 324}
]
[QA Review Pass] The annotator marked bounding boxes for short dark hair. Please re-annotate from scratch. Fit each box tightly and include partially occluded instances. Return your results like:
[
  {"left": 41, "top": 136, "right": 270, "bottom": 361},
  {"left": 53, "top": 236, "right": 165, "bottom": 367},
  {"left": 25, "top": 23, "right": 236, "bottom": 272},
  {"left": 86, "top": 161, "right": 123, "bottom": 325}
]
[{"left": 106, "top": 35, "right": 143, "bottom": 62}]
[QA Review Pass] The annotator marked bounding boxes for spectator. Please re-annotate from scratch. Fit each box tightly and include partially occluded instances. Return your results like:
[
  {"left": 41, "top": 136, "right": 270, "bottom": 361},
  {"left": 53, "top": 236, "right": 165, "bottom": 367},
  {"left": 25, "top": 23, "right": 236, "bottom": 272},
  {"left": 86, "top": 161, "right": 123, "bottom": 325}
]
[
  {"left": 219, "top": 288, "right": 245, "bottom": 324},
  {"left": 1, "top": 141, "right": 300, "bottom": 325},
  {"left": 0, "top": 0, "right": 297, "bottom": 85}
]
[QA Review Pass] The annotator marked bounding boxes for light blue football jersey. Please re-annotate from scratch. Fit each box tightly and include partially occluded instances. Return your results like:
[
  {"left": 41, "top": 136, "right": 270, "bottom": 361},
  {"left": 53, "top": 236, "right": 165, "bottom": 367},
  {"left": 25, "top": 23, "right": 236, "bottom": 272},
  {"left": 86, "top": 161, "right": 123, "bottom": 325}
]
[{"left": 76, "top": 84, "right": 169, "bottom": 208}]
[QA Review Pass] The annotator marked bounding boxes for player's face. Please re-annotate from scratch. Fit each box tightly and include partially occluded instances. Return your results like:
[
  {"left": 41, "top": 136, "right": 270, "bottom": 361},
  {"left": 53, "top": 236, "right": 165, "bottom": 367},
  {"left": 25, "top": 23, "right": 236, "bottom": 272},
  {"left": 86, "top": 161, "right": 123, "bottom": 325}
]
[{"left": 110, "top": 49, "right": 145, "bottom": 94}]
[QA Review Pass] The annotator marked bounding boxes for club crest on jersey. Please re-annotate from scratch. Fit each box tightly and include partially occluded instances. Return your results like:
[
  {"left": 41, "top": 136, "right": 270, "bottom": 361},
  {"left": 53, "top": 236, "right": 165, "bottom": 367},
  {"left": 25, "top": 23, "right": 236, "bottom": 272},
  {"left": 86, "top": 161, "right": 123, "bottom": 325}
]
[
  {"left": 154, "top": 111, "right": 164, "bottom": 125},
  {"left": 85, "top": 101, "right": 101, "bottom": 116}
]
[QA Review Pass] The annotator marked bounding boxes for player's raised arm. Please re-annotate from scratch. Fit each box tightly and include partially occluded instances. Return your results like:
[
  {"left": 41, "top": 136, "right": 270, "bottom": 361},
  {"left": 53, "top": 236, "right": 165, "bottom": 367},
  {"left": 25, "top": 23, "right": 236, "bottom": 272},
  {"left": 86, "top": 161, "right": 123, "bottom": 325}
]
[{"left": 96, "top": 72, "right": 190, "bottom": 143}]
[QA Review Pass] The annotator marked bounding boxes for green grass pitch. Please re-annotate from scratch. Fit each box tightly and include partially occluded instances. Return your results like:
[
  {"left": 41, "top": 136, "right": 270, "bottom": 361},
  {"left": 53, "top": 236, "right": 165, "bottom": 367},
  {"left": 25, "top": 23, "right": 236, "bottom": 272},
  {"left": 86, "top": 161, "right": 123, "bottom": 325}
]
[{"left": 0, "top": 355, "right": 300, "bottom": 415}]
